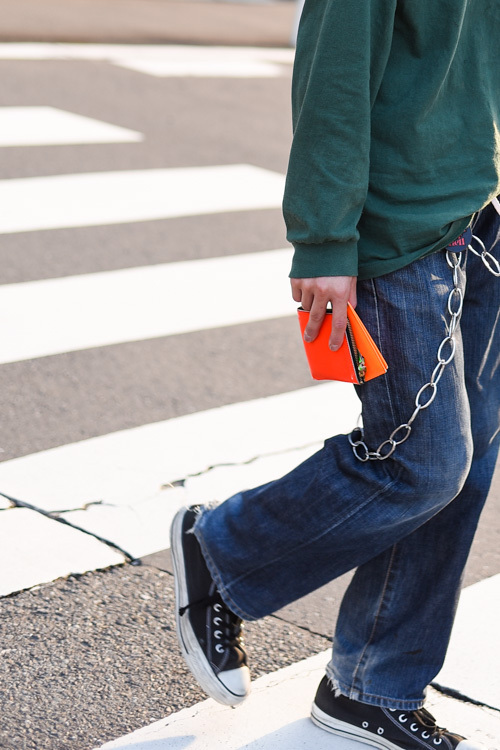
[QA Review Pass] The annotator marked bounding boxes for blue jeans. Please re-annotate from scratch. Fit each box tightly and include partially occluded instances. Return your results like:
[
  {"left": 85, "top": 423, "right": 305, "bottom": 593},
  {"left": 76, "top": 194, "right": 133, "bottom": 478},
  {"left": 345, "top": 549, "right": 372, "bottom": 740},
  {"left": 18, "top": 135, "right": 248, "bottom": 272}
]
[{"left": 194, "top": 204, "right": 500, "bottom": 710}]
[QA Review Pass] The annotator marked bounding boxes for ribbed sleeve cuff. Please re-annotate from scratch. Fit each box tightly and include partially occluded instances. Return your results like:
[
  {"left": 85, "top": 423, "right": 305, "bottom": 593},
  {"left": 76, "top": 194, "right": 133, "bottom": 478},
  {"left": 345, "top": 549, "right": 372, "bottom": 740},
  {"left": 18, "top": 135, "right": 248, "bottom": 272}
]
[{"left": 289, "top": 240, "right": 359, "bottom": 278}]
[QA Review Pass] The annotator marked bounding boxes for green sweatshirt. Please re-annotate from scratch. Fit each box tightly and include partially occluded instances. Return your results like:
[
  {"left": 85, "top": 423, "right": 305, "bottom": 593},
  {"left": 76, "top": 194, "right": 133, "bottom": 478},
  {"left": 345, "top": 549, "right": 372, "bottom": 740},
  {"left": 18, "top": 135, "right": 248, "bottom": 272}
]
[{"left": 283, "top": 0, "right": 500, "bottom": 280}]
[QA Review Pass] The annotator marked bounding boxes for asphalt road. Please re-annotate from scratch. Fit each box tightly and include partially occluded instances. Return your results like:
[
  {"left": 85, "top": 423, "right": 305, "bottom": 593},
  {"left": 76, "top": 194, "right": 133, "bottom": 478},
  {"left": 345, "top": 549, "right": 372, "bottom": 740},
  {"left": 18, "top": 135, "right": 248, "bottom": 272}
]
[{"left": 0, "top": 34, "right": 499, "bottom": 750}]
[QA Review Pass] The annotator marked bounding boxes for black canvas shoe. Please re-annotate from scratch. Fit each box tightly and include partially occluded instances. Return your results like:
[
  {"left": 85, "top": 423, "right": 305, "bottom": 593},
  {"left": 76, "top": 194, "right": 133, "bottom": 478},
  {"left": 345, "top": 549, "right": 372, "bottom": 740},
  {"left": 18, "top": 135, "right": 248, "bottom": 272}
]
[
  {"left": 170, "top": 506, "right": 251, "bottom": 706},
  {"left": 311, "top": 676, "right": 483, "bottom": 750}
]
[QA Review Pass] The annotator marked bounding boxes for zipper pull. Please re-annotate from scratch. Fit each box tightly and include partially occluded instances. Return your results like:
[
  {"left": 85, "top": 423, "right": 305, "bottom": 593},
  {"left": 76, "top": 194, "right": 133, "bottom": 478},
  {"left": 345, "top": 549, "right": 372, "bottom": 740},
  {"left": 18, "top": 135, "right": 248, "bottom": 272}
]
[{"left": 357, "top": 354, "right": 366, "bottom": 383}]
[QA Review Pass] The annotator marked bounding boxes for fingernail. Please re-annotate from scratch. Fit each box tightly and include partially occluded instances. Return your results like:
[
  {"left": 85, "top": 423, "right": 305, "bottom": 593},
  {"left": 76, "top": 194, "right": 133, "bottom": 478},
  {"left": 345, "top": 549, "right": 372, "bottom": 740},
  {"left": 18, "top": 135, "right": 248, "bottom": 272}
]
[
  {"left": 330, "top": 343, "right": 339, "bottom": 351},
  {"left": 304, "top": 334, "right": 312, "bottom": 343}
]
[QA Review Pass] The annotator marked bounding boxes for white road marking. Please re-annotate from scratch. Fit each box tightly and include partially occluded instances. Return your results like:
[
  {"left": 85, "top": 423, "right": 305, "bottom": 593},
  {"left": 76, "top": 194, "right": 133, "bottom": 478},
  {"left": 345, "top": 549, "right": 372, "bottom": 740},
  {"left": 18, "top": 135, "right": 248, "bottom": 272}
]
[
  {"left": 0, "top": 248, "right": 293, "bottom": 364},
  {"left": 0, "top": 164, "right": 285, "bottom": 235},
  {"left": 60, "top": 444, "right": 322, "bottom": 560},
  {"left": 109, "top": 47, "right": 292, "bottom": 78},
  {"left": 0, "top": 384, "right": 360, "bottom": 574},
  {"left": 113, "top": 58, "right": 284, "bottom": 78},
  {"left": 95, "top": 652, "right": 334, "bottom": 750},
  {"left": 0, "top": 42, "right": 71, "bottom": 59},
  {"left": 0, "top": 106, "right": 142, "bottom": 147},
  {"left": 96, "top": 572, "right": 500, "bottom": 749},
  {"left": 0, "top": 509, "right": 122, "bottom": 597},
  {"left": 435, "top": 573, "right": 500, "bottom": 708},
  {"left": 0, "top": 43, "right": 295, "bottom": 62},
  {"left": 0, "top": 383, "right": 358, "bottom": 512},
  {"left": 0, "top": 43, "right": 294, "bottom": 78}
]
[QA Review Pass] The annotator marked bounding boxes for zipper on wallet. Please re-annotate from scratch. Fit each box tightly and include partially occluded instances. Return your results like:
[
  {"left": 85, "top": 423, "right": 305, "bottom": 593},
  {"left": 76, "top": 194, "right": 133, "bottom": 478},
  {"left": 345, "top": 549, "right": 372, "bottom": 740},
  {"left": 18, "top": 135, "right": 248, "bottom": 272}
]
[{"left": 346, "top": 319, "right": 366, "bottom": 384}]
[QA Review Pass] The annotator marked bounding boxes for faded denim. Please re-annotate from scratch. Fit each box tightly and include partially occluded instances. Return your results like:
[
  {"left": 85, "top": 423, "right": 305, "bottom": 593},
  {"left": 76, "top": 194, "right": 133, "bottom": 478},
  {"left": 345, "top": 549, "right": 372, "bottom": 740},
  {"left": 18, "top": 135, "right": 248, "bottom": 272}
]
[{"left": 194, "top": 204, "right": 500, "bottom": 710}]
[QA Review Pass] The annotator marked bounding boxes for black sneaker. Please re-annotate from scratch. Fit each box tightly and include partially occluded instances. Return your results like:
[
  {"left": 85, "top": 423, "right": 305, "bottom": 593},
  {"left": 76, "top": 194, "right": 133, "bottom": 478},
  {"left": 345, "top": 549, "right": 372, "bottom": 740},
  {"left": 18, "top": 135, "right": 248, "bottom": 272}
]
[
  {"left": 170, "top": 505, "right": 251, "bottom": 706},
  {"left": 311, "top": 676, "right": 483, "bottom": 750}
]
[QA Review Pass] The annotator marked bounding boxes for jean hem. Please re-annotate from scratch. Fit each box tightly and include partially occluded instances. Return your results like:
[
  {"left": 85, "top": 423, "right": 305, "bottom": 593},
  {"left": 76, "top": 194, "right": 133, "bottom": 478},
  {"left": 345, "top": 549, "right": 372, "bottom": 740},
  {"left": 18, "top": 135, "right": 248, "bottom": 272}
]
[{"left": 325, "top": 666, "right": 426, "bottom": 711}]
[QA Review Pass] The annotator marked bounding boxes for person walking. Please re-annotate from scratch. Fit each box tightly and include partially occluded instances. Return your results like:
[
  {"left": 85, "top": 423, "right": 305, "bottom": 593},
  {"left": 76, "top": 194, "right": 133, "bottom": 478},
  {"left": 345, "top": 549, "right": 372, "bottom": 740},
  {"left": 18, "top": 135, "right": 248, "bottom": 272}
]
[{"left": 171, "top": 1, "right": 500, "bottom": 748}]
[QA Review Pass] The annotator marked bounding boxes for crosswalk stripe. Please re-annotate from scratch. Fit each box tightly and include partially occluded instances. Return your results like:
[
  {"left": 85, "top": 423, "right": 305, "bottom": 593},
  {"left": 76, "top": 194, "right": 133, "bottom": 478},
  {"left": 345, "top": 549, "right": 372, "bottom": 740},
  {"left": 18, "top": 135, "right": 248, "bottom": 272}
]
[
  {"left": 0, "top": 107, "right": 143, "bottom": 147},
  {"left": 0, "top": 44, "right": 294, "bottom": 79},
  {"left": 0, "top": 164, "right": 285, "bottom": 234},
  {"left": 0, "top": 383, "right": 357, "bottom": 513},
  {"left": 95, "top": 652, "right": 333, "bottom": 750},
  {"left": 0, "top": 43, "right": 295, "bottom": 63},
  {"left": 0, "top": 383, "right": 359, "bottom": 592},
  {"left": 0, "top": 248, "right": 294, "bottom": 364},
  {"left": 109, "top": 45, "right": 293, "bottom": 78},
  {"left": 114, "top": 58, "right": 283, "bottom": 78},
  {"left": 0, "top": 509, "right": 123, "bottom": 598},
  {"left": 435, "top": 574, "right": 500, "bottom": 708},
  {"left": 0, "top": 42, "right": 295, "bottom": 70}
]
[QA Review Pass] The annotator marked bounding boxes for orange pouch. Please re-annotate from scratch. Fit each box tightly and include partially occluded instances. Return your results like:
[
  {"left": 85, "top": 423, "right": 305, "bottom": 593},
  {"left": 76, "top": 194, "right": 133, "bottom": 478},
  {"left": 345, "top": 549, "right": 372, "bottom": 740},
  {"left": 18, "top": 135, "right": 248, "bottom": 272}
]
[{"left": 297, "top": 303, "right": 388, "bottom": 384}]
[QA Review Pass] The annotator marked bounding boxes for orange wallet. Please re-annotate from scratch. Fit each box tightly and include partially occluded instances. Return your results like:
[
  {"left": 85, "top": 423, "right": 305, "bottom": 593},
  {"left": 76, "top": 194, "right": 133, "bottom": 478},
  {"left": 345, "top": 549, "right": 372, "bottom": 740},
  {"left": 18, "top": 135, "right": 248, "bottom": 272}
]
[{"left": 297, "top": 303, "right": 388, "bottom": 384}]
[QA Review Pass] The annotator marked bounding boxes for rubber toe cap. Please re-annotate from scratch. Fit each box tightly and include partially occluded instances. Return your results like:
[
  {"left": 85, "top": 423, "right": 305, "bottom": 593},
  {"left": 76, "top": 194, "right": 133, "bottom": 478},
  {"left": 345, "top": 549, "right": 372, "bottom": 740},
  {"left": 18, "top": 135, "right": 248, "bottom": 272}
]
[{"left": 219, "top": 666, "right": 251, "bottom": 703}]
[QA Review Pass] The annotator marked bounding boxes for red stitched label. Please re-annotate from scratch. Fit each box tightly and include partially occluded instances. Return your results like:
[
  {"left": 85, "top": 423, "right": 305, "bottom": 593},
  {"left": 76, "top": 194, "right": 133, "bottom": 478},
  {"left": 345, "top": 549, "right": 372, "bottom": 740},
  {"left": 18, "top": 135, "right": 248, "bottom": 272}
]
[{"left": 447, "top": 226, "right": 472, "bottom": 251}]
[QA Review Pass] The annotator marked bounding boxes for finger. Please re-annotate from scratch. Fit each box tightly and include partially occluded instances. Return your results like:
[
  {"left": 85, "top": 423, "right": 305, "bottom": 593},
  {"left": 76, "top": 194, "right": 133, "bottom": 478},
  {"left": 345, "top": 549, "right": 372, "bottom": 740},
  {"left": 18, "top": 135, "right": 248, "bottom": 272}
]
[
  {"left": 300, "top": 291, "right": 314, "bottom": 311},
  {"left": 290, "top": 279, "right": 302, "bottom": 303},
  {"left": 348, "top": 277, "right": 357, "bottom": 309},
  {"left": 304, "top": 297, "right": 327, "bottom": 342},
  {"left": 329, "top": 298, "right": 348, "bottom": 351},
  {"left": 290, "top": 279, "right": 315, "bottom": 310}
]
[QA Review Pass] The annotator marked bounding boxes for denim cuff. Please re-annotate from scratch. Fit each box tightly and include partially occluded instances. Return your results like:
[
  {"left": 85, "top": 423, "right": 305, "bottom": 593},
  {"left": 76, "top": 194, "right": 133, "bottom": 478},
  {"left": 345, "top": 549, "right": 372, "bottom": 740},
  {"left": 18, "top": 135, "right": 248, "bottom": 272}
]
[{"left": 325, "top": 663, "right": 426, "bottom": 711}]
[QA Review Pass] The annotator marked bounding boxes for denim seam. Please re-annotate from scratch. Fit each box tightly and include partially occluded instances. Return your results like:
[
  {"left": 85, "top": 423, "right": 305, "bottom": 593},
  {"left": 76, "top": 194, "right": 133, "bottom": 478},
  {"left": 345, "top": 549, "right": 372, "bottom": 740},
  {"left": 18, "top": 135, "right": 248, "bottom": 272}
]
[
  {"left": 370, "top": 277, "right": 397, "bottom": 430},
  {"left": 209, "top": 472, "right": 400, "bottom": 613},
  {"left": 349, "top": 543, "right": 398, "bottom": 695},
  {"left": 359, "top": 277, "right": 402, "bottom": 483}
]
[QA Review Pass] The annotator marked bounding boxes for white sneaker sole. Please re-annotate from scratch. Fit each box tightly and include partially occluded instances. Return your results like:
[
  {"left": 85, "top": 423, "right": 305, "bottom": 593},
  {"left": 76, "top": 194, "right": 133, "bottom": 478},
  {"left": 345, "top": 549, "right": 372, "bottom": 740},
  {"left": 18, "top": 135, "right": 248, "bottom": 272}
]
[{"left": 170, "top": 508, "right": 250, "bottom": 707}]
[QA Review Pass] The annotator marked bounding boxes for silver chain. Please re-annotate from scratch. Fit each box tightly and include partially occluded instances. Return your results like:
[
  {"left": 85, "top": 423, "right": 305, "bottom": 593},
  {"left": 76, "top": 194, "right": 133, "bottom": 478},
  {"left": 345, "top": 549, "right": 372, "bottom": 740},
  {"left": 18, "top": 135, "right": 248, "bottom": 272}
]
[
  {"left": 348, "top": 237, "right": 493, "bottom": 462},
  {"left": 467, "top": 234, "right": 500, "bottom": 276}
]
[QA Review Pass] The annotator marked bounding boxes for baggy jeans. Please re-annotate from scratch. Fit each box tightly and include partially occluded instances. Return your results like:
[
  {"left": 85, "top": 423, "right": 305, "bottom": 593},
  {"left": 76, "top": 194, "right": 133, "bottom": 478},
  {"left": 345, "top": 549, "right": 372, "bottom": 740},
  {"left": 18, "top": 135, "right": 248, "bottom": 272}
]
[{"left": 193, "top": 204, "right": 500, "bottom": 710}]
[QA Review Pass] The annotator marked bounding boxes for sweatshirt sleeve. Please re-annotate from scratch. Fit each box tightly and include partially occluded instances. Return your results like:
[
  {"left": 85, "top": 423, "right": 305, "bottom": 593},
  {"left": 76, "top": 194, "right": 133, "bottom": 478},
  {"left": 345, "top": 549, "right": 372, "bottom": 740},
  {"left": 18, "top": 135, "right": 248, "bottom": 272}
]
[{"left": 284, "top": 0, "right": 397, "bottom": 278}]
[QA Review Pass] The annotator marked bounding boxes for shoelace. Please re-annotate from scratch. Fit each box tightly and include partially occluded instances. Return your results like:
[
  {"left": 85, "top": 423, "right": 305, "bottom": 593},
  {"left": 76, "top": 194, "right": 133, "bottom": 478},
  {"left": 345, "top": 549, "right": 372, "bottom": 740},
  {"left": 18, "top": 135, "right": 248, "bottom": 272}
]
[
  {"left": 395, "top": 707, "right": 450, "bottom": 743},
  {"left": 179, "top": 591, "right": 244, "bottom": 652},
  {"left": 414, "top": 707, "right": 449, "bottom": 738}
]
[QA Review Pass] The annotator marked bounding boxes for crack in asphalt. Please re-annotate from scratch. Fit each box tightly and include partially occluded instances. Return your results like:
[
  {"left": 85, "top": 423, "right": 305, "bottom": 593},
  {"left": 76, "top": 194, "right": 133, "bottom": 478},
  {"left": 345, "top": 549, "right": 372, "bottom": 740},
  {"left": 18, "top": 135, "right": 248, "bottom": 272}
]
[
  {"left": 162, "top": 439, "right": 322, "bottom": 489},
  {"left": 0, "top": 490, "right": 136, "bottom": 562},
  {"left": 52, "top": 499, "right": 115, "bottom": 514},
  {"left": 430, "top": 682, "right": 500, "bottom": 713},
  {"left": 269, "top": 612, "right": 332, "bottom": 642}
]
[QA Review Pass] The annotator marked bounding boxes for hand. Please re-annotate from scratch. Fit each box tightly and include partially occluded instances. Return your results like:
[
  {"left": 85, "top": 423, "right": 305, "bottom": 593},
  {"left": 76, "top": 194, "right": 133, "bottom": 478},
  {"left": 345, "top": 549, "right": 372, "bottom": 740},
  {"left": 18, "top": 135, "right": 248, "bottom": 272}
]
[{"left": 291, "top": 276, "right": 357, "bottom": 351}]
